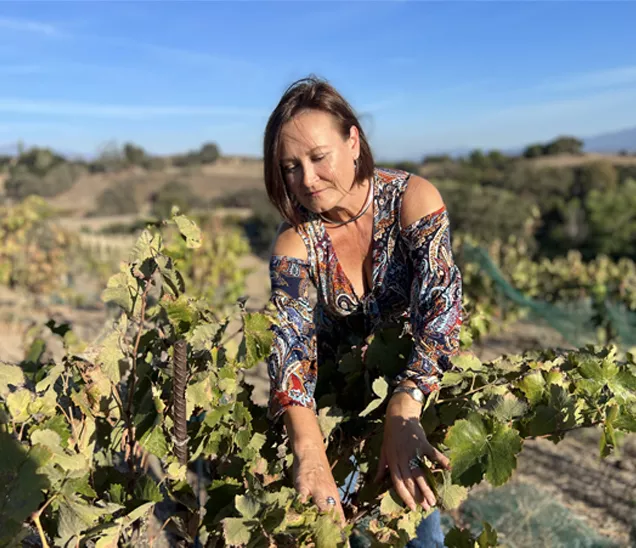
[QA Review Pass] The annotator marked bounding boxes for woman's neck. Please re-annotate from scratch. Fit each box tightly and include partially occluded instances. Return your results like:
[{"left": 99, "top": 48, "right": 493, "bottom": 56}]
[{"left": 320, "top": 178, "right": 372, "bottom": 225}]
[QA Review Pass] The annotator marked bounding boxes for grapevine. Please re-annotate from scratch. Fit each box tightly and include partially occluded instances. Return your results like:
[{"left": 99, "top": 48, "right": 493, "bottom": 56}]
[{"left": 0, "top": 213, "right": 633, "bottom": 547}]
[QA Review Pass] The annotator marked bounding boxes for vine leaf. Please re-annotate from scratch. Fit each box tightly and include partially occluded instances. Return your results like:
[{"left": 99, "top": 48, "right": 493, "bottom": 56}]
[
  {"left": 174, "top": 214, "right": 202, "bottom": 249},
  {"left": 222, "top": 517, "right": 254, "bottom": 546},
  {"left": 0, "top": 433, "right": 48, "bottom": 544},
  {"left": 239, "top": 312, "right": 274, "bottom": 369},
  {"left": 360, "top": 377, "right": 389, "bottom": 417},
  {"left": 379, "top": 489, "right": 404, "bottom": 518},
  {"left": 446, "top": 413, "right": 522, "bottom": 487},
  {"left": 436, "top": 471, "right": 468, "bottom": 510},
  {"left": 0, "top": 362, "right": 25, "bottom": 397}
]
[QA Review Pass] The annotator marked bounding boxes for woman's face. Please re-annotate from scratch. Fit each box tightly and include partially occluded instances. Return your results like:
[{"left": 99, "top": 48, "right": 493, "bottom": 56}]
[{"left": 279, "top": 109, "right": 359, "bottom": 214}]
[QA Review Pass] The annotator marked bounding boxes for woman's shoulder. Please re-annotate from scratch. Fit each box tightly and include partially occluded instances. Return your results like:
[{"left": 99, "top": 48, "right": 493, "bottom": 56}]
[
  {"left": 270, "top": 221, "right": 309, "bottom": 262},
  {"left": 400, "top": 174, "right": 446, "bottom": 229}
]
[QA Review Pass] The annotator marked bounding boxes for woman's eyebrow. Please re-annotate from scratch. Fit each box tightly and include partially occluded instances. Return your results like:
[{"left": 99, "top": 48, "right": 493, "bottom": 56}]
[{"left": 281, "top": 146, "right": 326, "bottom": 163}]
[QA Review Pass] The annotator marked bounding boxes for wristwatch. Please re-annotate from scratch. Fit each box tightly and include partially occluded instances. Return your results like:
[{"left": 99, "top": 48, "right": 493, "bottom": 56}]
[{"left": 392, "top": 385, "right": 425, "bottom": 403}]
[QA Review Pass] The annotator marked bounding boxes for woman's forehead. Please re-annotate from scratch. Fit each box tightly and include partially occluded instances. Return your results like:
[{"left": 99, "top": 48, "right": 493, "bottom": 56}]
[{"left": 281, "top": 111, "right": 340, "bottom": 150}]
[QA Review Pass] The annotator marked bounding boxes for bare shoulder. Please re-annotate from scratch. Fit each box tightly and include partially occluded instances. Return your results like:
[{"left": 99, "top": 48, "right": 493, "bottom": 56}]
[
  {"left": 270, "top": 222, "right": 308, "bottom": 261},
  {"left": 400, "top": 174, "right": 446, "bottom": 228}
]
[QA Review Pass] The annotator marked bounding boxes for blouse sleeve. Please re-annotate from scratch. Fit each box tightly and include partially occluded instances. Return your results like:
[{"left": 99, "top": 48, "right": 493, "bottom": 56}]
[
  {"left": 266, "top": 255, "right": 318, "bottom": 422},
  {"left": 398, "top": 206, "right": 463, "bottom": 396}
]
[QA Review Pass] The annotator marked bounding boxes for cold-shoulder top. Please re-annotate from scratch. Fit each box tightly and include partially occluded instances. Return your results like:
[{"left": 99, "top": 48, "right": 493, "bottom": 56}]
[{"left": 266, "top": 167, "right": 463, "bottom": 422}]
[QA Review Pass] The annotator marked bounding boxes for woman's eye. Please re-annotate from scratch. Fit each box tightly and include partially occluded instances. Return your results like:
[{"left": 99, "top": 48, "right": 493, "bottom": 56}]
[
  {"left": 313, "top": 155, "right": 325, "bottom": 162},
  {"left": 283, "top": 165, "right": 297, "bottom": 174}
]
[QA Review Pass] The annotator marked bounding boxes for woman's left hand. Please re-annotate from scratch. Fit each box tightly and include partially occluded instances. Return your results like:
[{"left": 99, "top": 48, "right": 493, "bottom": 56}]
[{"left": 374, "top": 390, "right": 451, "bottom": 512}]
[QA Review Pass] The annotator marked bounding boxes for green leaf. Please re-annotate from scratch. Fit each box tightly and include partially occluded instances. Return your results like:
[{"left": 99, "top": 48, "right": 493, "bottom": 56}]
[
  {"left": 436, "top": 471, "right": 468, "bottom": 510},
  {"left": 313, "top": 514, "right": 345, "bottom": 548},
  {"left": 397, "top": 510, "right": 425, "bottom": 541},
  {"left": 0, "top": 433, "right": 48, "bottom": 541},
  {"left": 6, "top": 389, "right": 33, "bottom": 422},
  {"left": 359, "top": 398, "right": 383, "bottom": 417},
  {"left": 486, "top": 421, "right": 522, "bottom": 485},
  {"left": 317, "top": 406, "right": 345, "bottom": 441},
  {"left": 134, "top": 476, "right": 163, "bottom": 503},
  {"left": 163, "top": 295, "right": 196, "bottom": 332},
  {"left": 236, "top": 494, "right": 261, "bottom": 519},
  {"left": 487, "top": 394, "right": 528, "bottom": 423},
  {"left": 222, "top": 517, "right": 253, "bottom": 546},
  {"left": 444, "top": 527, "right": 477, "bottom": 548},
  {"left": 517, "top": 371, "right": 545, "bottom": 405},
  {"left": 372, "top": 377, "right": 389, "bottom": 399},
  {"left": 101, "top": 270, "right": 135, "bottom": 314},
  {"left": 379, "top": 489, "right": 404, "bottom": 518},
  {"left": 446, "top": 413, "right": 522, "bottom": 487},
  {"left": 56, "top": 496, "right": 118, "bottom": 547},
  {"left": 174, "top": 214, "right": 202, "bottom": 249},
  {"left": 64, "top": 475, "right": 97, "bottom": 499},
  {"left": 441, "top": 370, "right": 467, "bottom": 387},
  {"left": 97, "top": 331, "right": 126, "bottom": 384},
  {"left": 188, "top": 323, "right": 220, "bottom": 352},
  {"left": 452, "top": 353, "right": 484, "bottom": 372},
  {"left": 139, "top": 424, "right": 168, "bottom": 458},
  {"left": 477, "top": 522, "right": 498, "bottom": 547},
  {"left": 129, "top": 229, "right": 159, "bottom": 264},
  {"left": 0, "top": 362, "right": 25, "bottom": 397},
  {"left": 239, "top": 312, "right": 274, "bottom": 369},
  {"left": 360, "top": 378, "right": 389, "bottom": 417},
  {"left": 35, "top": 363, "right": 64, "bottom": 393}
]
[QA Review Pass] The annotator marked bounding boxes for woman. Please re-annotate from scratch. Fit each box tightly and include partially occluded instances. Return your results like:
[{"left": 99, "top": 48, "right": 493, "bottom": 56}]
[{"left": 263, "top": 76, "right": 463, "bottom": 546}]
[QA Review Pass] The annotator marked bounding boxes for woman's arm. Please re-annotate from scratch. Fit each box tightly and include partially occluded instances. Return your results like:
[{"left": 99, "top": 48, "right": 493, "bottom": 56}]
[
  {"left": 376, "top": 175, "right": 461, "bottom": 512},
  {"left": 267, "top": 224, "right": 345, "bottom": 523}
]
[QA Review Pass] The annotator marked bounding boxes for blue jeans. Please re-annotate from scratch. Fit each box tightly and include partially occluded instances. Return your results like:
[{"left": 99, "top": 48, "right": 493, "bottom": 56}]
[{"left": 406, "top": 509, "right": 445, "bottom": 547}]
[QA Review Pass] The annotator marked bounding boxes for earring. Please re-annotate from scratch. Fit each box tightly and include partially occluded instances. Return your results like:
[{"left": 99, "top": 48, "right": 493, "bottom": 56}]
[{"left": 354, "top": 158, "right": 358, "bottom": 171}]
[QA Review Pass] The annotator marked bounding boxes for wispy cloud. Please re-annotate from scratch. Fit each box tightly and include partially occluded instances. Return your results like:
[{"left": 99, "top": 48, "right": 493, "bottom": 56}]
[
  {"left": 73, "top": 33, "right": 257, "bottom": 72},
  {"left": 0, "top": 16, "right": 64, "bottom": 37},
  {"left": 486, "top": 87, "right": 636, "bottom": 122},
  {"left": 0, "top": 98, "right": 266, "bottom": 119},
  {"left": 0, "top": 121, "right": 80, "bottom": 133},
  {"left": 537, "top": 65, "right": 636, "bottom": 93}
]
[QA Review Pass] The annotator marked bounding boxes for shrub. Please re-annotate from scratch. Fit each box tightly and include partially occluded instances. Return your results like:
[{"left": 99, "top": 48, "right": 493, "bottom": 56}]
[
  {"left": 93, "top": 181, "right": 139, "bottom": 216},
  {"left": 150, "top": 180, "right": 198, "bottom": 220},
  {"left": 4, "top": 163, "right": 83, "bottom": 200}
]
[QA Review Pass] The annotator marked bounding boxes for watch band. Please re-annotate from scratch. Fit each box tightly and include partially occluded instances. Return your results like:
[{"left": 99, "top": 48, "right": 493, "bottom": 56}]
[{"left": 392, "top": 385, "right": 425, "bottom": 403}]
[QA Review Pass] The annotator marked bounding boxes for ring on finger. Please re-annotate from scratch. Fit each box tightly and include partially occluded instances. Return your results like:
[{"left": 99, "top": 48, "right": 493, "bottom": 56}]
[
  {"left": 325, "top": 496, "right": 337, "bottom": 506},
  {"left": 408, "top": 457, "right": 421, "bottom": 470}
]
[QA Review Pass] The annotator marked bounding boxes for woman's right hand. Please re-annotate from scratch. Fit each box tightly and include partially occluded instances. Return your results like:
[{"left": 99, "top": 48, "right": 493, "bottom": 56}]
[{"left": 293, "top": 443, "right": 346, "bottom": 524}]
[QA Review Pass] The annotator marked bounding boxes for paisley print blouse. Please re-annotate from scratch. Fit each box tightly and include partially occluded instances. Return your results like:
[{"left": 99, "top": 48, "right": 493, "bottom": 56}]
[{"left": 266, "top": 167, "right": 463, "bottom": 422}]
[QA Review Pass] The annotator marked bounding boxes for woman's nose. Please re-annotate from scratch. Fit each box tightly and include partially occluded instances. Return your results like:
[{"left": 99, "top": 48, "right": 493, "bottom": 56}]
[{"left": 302, "top": 162, "right": 318, "bottom": 187}]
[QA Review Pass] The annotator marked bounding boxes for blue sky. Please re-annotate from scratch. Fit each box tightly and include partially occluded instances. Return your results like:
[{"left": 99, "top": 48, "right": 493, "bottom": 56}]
[{"left": 1, "top": 1, "right": 635, "bottom": 161}]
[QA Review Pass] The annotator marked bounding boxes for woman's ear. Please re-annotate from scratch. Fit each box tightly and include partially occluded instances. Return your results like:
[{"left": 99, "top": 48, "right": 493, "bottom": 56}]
[{"left": 348, "top": 125, "right": 360, "bottom": 158}]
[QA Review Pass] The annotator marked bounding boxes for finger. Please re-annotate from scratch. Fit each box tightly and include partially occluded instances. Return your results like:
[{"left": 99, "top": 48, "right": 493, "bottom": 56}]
[
  {"left": 423, "top": 443, "right": 452, "bottom": 471},
  {"left": 412, "top": 468, "right": 437, "bottom": 508},
  {"left": 314, "top": 491, "right": 346, "bottom": 525},
  {"left": 374, "top": 446, "right": 388, "bottom": 483},
  {"left": 390, "top": 461, "right": 417, "bottom": 512},
  {"left": 400, "top": 461, "right": 430, "bottom": 512},
  {"left": 295, "top": 483, "right": 312, "bottom": 504}
]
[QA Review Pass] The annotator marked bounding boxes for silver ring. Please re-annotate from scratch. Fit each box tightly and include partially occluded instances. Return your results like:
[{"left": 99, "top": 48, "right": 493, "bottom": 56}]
[
  {"left": 325, "top": 496, "right": 337, "bottom": 506},
  {"left": 408, "top": 457, "right": 421, "bottom": 470}
]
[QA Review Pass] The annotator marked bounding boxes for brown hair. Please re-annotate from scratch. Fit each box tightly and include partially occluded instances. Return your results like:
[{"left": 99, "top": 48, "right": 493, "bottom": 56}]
[{"left": 263, "top": 75, "right": 375, "bottom": 226}]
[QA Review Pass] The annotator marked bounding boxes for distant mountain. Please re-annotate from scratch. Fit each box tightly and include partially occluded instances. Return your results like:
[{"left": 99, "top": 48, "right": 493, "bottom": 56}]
[{"left": 582, "top": 127, "right": 636, "bottom": 153}]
